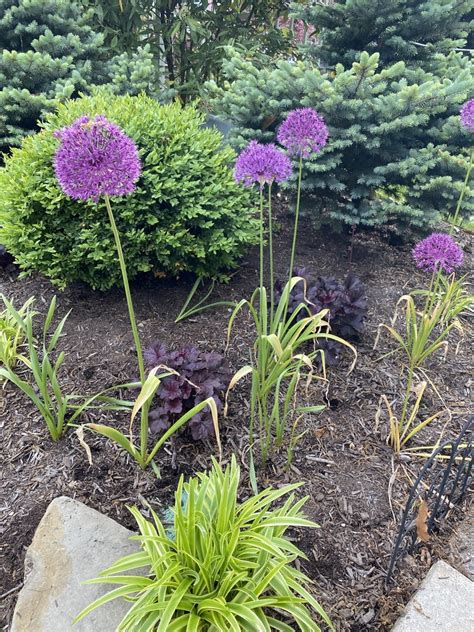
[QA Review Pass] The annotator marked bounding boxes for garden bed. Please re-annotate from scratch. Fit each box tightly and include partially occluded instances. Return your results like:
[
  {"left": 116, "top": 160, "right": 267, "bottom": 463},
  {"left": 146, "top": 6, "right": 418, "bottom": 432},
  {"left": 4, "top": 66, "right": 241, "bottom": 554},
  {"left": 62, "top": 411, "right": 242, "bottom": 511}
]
[{"left": 0, "top": 204, "right": 472, "bottom": 631}]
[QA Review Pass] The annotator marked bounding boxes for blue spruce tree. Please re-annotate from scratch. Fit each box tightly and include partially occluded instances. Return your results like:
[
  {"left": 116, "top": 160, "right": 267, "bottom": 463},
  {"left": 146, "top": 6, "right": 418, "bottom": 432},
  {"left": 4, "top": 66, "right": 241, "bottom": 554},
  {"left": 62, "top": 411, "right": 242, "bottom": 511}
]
[{"left": 207, "top": 0, "right": 473, "bottom": 229}]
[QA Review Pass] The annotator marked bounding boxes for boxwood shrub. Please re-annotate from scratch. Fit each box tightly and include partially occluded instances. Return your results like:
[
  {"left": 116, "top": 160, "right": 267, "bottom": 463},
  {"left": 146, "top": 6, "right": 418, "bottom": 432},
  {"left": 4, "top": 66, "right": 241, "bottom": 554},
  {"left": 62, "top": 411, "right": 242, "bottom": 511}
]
[{"left": 0, "top": 92, "right": 258, "bottom": 290}]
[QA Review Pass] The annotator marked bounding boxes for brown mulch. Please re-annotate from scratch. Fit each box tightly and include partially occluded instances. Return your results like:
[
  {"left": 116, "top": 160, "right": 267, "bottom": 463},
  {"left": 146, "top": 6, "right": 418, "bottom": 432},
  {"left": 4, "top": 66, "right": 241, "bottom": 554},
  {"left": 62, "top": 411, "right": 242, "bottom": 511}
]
[{"left": 0, "top": 203, "right": 472, "bottom": 631}]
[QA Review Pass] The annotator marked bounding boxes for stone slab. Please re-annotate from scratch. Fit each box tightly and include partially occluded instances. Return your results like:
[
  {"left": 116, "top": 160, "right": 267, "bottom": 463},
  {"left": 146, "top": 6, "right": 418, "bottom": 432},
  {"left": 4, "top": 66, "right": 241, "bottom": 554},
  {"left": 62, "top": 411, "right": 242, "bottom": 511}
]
[
  {"left": 392, "top": 560, "right": 474, "bottom": 631},
  {"left": 449, "top": 504, "right": 474, "bottom": 580},
  {"left": 11, "top": 496, "right": 139, "bottom": 632}
]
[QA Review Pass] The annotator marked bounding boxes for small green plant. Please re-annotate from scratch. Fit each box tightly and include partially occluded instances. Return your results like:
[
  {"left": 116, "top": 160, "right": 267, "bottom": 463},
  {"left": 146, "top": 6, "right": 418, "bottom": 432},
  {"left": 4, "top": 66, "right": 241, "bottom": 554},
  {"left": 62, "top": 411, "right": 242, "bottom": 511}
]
[
  {"left": 376, "top": 235, "right": 468, "bottom": 372},
  {"left": 0, "top": 296, "right": 35, "bottom": 370},
  {"left": 378, "top": 381, "right": 443, "bottom": 455},
  {"left": 411, "top": 273, "right": 474, "bottom": 326},
  {"left": 175, "top": 277, "right": 235, "bottom": 324},
  {"left": 376, "top": 294, "right": 460, "bottom": 453},
  {"left": 226, "top": 282, "right": 354, "bottom": 471},
  {"left": 75, "top": 456, "right": 332, "bottom": 631},
  {"left": 0, "top": 296, "right": 97, "bottom": 441},
  {"left": 378, "top": 293, "right": 460, "bottom": 370}
]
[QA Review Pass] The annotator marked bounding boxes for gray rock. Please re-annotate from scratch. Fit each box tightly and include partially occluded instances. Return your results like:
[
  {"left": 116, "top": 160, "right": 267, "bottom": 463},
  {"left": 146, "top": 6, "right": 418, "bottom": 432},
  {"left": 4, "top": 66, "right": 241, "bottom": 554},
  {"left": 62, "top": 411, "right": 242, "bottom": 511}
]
[
  {"left": 392, "top": 560, "right": 474, "bottom": 631},
  {"left": 449, "top": 503, "right": 474, "bottom": 580},
  {"left": 11, "top": 496, "right": 139, "bottom": 632}
]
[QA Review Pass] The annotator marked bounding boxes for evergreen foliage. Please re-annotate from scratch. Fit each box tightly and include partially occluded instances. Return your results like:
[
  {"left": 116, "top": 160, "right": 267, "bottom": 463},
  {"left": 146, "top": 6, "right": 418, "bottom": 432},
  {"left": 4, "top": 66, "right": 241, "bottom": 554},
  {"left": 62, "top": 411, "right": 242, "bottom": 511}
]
[
  {"left": 0, "top": 92, "right": 258, "bottom": 290},
  {"left": 85, "top": 0, "right": 293, "bottom": 100},
  {"left": 0, "top": 0, "right": 158, "bottom": 153},
  {"left": 207, "top": 0, "right": 474, "bottom": 229},
  {"left": 294, "top": 0, "right": 474, "bottom": 68}
]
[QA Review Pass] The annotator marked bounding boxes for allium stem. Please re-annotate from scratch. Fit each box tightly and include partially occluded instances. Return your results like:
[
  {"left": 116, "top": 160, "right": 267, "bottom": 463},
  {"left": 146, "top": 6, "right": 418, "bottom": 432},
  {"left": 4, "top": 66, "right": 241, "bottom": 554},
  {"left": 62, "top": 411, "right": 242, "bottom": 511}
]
[
  {"left": 450, "top": 147, "right": 473, "bottom": 232},
  {"left": 288, "top": 155, "right": 303, "bottom": 287},
  {"left": 423, "top": 269, "right": 437, "bottom": 315},
  {"left": 268, "top": 183, "right": 275, "bottom": 319},
  {"left": 259, "top": 187, "right": 264, "bottom": 293},
  {"left": 104, "top": 194, "right": 145, "bottom": 384}
]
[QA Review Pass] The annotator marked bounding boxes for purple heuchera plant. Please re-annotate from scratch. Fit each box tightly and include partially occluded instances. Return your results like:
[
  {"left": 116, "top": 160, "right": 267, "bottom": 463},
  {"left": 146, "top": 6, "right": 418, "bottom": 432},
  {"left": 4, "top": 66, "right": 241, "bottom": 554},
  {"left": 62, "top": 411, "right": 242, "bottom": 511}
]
[
  {"left": 275, "top": 267, "right": 367, "bottom": 363},
  {"left": 277, "top": 108, "right": 329, "bottom": 157},
  {"left": 234, "top": 140, "right": 292, "bottom": 188},
  {"left": 144, "top": 342, "right": 230, "bottom": 441},
  {"left": 54, "top": 115, "right": 141, "bottom": 201},
  {"left": 460, "top": 98, "right": 474, "bottom": 132},
  {"left": 412, "top": 233, "right": 464, "bottom": 274}
]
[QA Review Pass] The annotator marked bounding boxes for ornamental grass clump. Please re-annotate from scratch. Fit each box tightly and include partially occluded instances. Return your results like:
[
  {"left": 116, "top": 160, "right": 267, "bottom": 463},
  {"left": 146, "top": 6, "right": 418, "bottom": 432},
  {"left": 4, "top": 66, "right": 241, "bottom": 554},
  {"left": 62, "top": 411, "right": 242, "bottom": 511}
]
[
  {"left": 54, "top": 115, "right": 220, "bottom": 468},
  {"left": 75, "top": 456, "right": 332, "bottom": 631},
  {"left": 0, "top": 296, "right": 35, "bottom": 370},
  {"left": 376, "top": 233, "right": 469, "bottom": 453},
  {"left": 0, "top": 296, "right": 107, "bottom": 441}
]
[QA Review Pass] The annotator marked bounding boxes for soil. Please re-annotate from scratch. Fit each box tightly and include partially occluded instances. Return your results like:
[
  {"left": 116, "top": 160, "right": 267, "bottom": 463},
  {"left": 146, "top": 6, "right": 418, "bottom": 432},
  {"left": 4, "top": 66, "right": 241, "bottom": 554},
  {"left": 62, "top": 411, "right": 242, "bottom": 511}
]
[{"left": 0, "top": 202, "right": 473, "bottom": 631}]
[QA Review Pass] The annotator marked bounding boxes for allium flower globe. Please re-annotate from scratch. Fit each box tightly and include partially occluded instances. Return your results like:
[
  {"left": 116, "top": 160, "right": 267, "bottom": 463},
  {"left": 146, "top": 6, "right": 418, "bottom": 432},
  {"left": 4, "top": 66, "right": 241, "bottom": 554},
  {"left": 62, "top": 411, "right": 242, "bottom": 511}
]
[
  {"left": 277, "top": 108, "right": 329, "bottom": 157},
  {"left": 460, "top": 98, "right": 474, "bottom": 132},
  {"left": 234, "top": 141, "right": 292, "bottom": 188},
  {"left": 54, "top": 115, "right": 141, "bottom": 201},
  {"left": 412, "top": 233, "right": 464, "bottom": 274}
]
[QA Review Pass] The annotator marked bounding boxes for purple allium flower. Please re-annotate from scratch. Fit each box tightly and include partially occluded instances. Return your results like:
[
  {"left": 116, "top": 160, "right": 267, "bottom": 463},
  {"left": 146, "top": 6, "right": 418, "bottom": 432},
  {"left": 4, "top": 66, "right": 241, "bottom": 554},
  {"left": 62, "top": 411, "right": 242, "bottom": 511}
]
[
  {"left": 54, "top": 115, "right": 141, "bottom": 201},
  {"left": 234, "top": 140, "right": 292, "bottom": 188},
  {"left": 277, "top": 108, "right": 329, "bottom": 158},
  {"left": 412, "top": 233, "right": 464, "bottom": 274},
  {"left": 460, "top": 98, "right": 474, "bottom": 132}
]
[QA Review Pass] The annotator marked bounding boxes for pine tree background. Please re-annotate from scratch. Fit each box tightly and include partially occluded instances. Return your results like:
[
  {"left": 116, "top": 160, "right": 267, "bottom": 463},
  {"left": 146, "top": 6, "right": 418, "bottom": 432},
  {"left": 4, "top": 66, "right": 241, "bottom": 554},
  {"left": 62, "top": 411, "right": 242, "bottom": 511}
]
[
  {"left": 207, "top": 0, "right": 474, "bottom": 229},
  {"left": 297, "top": 0, "right": 474, "bottom": 68},
  {"left": 0, "top": 0, "right": 158, "bottom": 154}
]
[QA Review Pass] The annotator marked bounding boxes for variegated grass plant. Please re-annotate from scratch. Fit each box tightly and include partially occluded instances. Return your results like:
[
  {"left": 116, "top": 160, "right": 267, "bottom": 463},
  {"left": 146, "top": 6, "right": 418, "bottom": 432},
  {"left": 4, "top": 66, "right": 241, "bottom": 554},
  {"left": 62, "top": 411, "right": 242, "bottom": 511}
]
[{"left": 75, "top": 456, "right": 332, "bottom": 632}]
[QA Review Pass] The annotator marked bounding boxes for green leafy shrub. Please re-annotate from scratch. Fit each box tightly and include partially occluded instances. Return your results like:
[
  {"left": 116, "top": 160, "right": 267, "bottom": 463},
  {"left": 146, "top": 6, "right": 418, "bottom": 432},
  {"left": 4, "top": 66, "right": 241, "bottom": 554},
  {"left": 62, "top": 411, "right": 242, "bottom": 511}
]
[
  {"left": 75, "top": 456, "right": 332, "bottom": 631},
  {"left": 0, "top": 92, "right": 258, "bottom": 290}
]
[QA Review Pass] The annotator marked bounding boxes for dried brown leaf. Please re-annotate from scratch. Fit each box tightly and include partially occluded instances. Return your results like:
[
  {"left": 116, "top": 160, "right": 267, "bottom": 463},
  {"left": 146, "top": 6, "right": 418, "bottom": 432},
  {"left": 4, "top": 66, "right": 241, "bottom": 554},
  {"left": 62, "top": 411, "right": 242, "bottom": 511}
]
[
  {"left": 416, "top": 499, "right": 430, "bottom": 542},
  {"left": 76, "top": 426, "right": 93, "bottom": 466}
]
